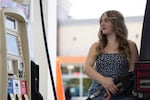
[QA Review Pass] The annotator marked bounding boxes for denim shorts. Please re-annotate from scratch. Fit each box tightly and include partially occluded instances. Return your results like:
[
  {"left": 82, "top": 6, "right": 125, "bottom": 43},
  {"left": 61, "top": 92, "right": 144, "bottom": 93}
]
[{"left": 88, "top": 81, "right": 126, "bottom": 100}]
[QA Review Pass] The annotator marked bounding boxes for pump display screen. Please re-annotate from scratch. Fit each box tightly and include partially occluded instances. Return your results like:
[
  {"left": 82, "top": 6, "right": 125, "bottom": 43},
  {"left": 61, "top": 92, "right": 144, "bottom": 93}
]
[{"left": 6, "top": 33, "right": 19, "bottom": 55}]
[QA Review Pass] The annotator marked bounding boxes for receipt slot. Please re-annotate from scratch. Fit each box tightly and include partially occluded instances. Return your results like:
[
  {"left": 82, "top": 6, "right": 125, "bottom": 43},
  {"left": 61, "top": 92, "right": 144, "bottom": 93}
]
[{"left": 0, "top": 8, "right": 31, "bottom": 100}]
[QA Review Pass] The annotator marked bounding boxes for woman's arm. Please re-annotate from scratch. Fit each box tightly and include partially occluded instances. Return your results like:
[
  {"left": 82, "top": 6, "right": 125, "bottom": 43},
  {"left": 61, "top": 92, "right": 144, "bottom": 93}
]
[
  {"left": 84, "top": 42, "right": 105, "bottom": 84},
  {"left": 128, "top": 40, "right": 140, "bottom": 71}
]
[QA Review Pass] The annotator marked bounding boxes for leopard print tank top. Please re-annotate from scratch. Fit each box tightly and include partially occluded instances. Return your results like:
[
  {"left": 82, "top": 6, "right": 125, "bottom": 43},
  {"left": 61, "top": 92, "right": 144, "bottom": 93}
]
[
  {"left": 88, "top": 53, "right": 129, "bottom": 99},
  {"left": 95, "top": 53, "right": 129, "bottom": 80}
]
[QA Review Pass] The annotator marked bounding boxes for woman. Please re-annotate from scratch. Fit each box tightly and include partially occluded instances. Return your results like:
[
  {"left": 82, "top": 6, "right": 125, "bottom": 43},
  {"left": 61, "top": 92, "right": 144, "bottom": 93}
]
[{"left": 84, "top": 10, "right": 139, "bottom": 100}]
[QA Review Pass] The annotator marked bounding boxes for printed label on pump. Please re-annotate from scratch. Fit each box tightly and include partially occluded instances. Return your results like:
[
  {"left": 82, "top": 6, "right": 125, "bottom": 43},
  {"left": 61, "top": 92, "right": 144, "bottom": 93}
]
[
  {"left": 13, "top": 79, "right": 21, "bottom": 95},
  {"left": 8, "top": 78, "right": 14, "bottom": 94},
  {"left": 20, "top": 80, "right": 27, "bottom": 94}
]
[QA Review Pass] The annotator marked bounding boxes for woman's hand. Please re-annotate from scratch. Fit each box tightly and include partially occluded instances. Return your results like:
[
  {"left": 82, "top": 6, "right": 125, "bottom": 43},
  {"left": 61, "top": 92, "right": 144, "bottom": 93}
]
[
  {"left": 102, "top": 89, "right": 111, "bottom": 100},
  {"left": 101, "top": 77, "right": 118, "bottom": 95}
]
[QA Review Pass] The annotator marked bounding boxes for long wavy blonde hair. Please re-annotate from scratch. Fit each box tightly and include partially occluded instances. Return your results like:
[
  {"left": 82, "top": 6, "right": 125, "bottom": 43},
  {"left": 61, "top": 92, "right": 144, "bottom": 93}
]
[{"left": 96, "top": 10, "right": 131, "bottom": 64}]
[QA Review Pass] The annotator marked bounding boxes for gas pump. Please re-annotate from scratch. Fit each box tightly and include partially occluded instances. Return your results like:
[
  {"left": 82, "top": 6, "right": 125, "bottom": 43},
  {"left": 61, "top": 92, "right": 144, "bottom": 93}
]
[
  {"left": 134, "top": 62, "right": 150, "bottom": 99},
  {"left": 0, "top": 8, "right": 30, "bottom": 100},
  {"left": 134, "top": 0, "right": 150, "bottom": 99}
]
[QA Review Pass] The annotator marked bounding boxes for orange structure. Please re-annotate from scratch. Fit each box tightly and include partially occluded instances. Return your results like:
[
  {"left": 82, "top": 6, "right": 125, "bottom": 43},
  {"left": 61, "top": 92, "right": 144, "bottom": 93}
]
[
  {"left": 57, "top": 56, "right": 86, "bottom": 64},
  {"left": 56, "top": 56, "right": 86, "bottom": 100},
  {"left": 56, "top": 58, "right": 66, "bottom": 100}
]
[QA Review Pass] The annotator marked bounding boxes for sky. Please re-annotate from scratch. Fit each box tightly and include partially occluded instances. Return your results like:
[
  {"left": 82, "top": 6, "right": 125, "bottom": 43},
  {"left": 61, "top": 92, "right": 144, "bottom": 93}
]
[{"left": 68, "top": 0, "right": 147, "bottom": 19}]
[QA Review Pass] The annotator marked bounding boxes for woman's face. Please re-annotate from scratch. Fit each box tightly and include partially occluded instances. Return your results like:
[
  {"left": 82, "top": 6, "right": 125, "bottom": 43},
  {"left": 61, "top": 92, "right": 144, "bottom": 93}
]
[{"left": 100, "top": 14, "right": 114, "bottom": 35}]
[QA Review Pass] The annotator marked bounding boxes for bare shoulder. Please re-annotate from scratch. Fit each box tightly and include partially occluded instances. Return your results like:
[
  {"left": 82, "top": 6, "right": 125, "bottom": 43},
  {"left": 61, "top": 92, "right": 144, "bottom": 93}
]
[
  {"left": 128, "top": 40, "right": 137, "bottom": 48},
  {"left": 128, "top": 40, "right": 138, "bottom": 53},
  {"left": 90, "top": 42, "right": 99, "bottom": 49},
  {"left": 87, "top": 42, "right": 99, "bottom": 57}
]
